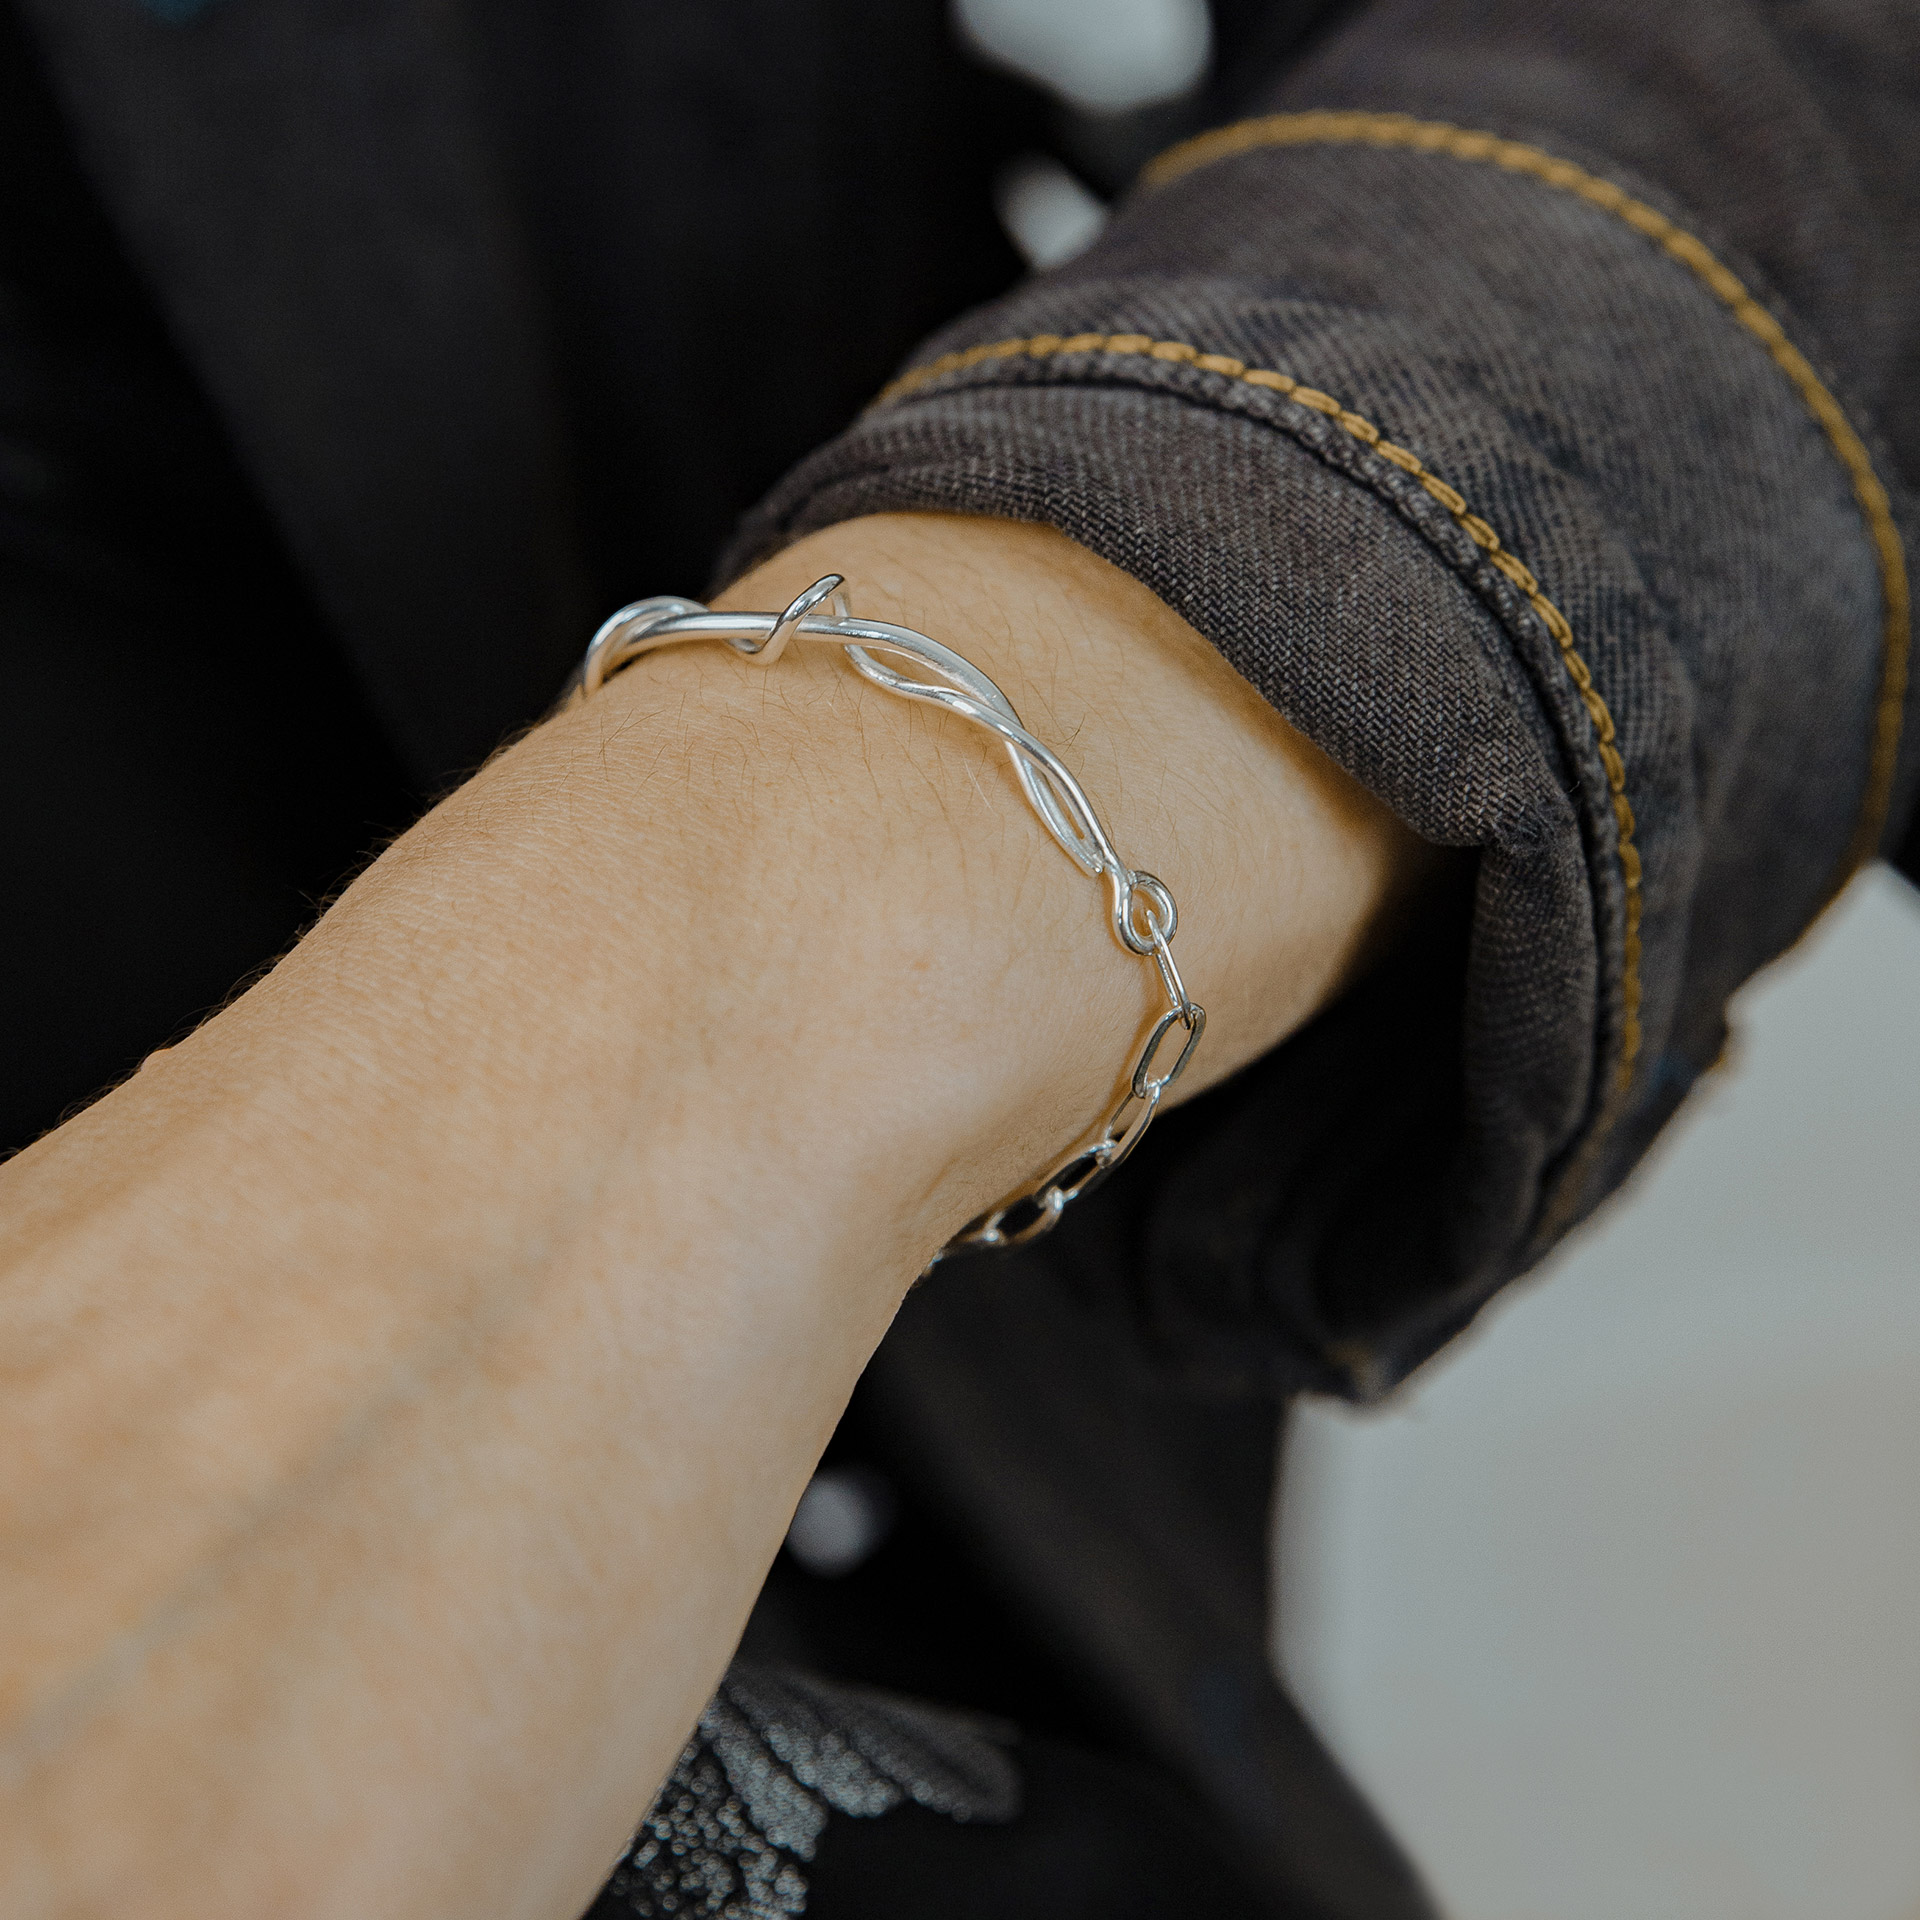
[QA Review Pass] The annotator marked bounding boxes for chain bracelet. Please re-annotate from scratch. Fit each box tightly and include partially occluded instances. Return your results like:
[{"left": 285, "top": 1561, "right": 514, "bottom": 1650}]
[{"left": 571, "top": 573, "right": 1205, "bottom": 1265}]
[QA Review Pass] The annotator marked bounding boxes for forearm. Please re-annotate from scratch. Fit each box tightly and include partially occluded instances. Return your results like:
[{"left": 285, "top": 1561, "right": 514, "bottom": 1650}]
[{"left": 0, "top": 514, "right": 1427, "bottom": 1918}]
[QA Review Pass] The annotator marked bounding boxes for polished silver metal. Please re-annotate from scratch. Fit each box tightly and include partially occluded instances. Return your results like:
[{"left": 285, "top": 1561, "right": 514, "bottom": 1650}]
[
  {"left": 748, "top": 573, "right": 845, "bottom": 663},
  {"left": 572, "top": 575, "right": 1205, "bottom": 1264}
]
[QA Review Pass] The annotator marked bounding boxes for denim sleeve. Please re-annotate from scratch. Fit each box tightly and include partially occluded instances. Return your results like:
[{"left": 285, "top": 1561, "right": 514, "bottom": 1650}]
[{"left": 722, "top": 0, "right": 1920, "bottom": 1398}]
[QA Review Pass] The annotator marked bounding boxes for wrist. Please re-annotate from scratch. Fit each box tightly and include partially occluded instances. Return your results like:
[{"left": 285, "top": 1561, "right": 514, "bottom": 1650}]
[{"left": 537, "top": 568, "right": 1155, "bottom": 1275}]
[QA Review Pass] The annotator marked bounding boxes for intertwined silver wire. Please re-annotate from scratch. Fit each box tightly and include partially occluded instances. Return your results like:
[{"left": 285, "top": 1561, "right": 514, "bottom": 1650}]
[{"left": 573, "top": 574, "right": 1205, "bottom": 1262}]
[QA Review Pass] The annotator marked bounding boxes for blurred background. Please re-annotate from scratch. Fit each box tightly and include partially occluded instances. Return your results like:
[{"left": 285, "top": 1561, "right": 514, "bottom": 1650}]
[{"left": 1277, "top": 865, "right": 1920, "bottom": 1920}]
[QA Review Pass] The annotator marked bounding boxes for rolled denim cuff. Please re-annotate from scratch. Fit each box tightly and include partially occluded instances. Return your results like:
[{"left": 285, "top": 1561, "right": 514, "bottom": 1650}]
[{"left": 724, "top": 122, "right": 1911, "bottom": 1395}]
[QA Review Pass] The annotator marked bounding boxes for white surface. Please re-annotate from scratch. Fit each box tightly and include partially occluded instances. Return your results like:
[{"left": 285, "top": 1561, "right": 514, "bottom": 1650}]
[
  {"left": 994, "top": 155, "right": 1110, "bottom": 269},
  {"left": 1279, "top": 865, "right": 1920, "bottom": 1920},
  {"left": 952, "top": 0, "right": 1210, "bottom": 113}
]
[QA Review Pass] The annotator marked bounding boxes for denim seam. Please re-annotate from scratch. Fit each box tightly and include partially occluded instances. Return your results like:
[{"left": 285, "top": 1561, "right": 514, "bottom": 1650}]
[
  {"left": 871, "top": 334, "right": 1644, "bottom": 1137},
  {"left": 1142, "top": 109, "right": 1911, "bottom": 896}
]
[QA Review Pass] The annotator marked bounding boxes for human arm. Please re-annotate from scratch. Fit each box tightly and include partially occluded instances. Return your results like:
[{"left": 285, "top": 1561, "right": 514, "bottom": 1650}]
[{"left": 0, "top": 511, "right": 1434, "bottom": 1919}]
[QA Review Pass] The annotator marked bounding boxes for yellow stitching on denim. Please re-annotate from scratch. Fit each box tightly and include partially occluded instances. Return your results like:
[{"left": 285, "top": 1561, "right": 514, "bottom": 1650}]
[
  {"left": 1143, "top": 109, "right": 1912, "bottom": 882},
  {"left": 874, "top": 331, "right": 1648, "bottom": 1084}
]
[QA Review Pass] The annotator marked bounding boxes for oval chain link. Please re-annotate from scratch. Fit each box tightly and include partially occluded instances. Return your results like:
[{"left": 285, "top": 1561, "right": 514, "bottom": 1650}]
[{"left": 573, "top": 576, "right": 1205, "bottom": 1267}]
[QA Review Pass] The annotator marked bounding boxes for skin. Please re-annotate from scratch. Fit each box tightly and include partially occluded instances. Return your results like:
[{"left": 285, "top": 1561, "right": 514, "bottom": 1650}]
[{"left": 0, "top": 514, "right": 1438, "bottom": 1919}]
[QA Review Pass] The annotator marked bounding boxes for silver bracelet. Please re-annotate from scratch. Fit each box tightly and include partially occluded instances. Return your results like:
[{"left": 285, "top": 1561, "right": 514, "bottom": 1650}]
[{"left": 572, "top": 573, "right": 1205, "bottom": 1263}]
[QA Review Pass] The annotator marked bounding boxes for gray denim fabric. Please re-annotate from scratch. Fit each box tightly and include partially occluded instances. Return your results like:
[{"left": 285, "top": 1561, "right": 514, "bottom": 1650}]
[{"left": 727, "top": 0, "right": 1920, "bottom": 1397}]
